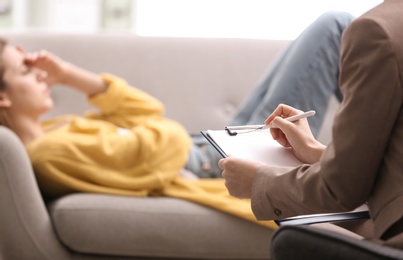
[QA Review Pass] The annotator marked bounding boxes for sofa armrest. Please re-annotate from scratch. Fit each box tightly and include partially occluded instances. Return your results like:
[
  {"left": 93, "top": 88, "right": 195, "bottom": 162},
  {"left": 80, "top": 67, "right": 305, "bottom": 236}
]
[
  {"left": 271, "top": 225, "right": 403, "bottom": 260},
  {"left": 0, "top": 126, "right": 69, "bottom": 260}
]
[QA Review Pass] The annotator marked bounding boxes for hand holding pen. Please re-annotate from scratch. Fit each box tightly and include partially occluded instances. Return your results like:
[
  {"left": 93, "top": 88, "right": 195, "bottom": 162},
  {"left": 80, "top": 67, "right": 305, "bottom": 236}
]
[
  {"left": 265, "top": 110, "right": 316, "bottom": 129},
  {"left": 226, "top": 110, "right": 315, "bottom": 134},
  {"left": 266, "top": 104, "right": 325, "bottom": 164}
]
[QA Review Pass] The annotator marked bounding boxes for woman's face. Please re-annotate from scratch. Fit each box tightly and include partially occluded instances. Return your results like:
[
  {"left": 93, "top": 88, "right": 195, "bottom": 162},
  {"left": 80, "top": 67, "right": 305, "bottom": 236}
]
[{"left": 0, "top": 45, "right": 53, "bottom": 118}]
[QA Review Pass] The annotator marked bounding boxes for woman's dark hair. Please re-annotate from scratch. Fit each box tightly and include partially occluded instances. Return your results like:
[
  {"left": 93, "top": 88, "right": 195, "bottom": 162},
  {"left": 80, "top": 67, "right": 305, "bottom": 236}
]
[{"left": 0, "top": 38, "right": 8, "bottom": 91}]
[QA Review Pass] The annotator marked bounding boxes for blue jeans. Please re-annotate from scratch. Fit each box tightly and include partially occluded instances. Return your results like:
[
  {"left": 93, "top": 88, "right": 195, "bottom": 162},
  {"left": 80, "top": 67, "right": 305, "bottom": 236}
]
[{"left": 186, "top": 11, "right": 355, "bottom": 178}]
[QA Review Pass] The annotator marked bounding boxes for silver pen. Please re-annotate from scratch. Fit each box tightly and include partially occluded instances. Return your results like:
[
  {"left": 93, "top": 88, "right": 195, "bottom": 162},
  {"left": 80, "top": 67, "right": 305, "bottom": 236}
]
[{"left": 225, "top": 110, "right": 316, "bottom": 135}]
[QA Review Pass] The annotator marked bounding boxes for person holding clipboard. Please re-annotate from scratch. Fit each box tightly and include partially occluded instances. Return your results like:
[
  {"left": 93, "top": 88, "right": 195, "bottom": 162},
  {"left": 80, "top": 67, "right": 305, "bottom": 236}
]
[{"left": 219, "top": 0, "right": 403, "bottom": 250}]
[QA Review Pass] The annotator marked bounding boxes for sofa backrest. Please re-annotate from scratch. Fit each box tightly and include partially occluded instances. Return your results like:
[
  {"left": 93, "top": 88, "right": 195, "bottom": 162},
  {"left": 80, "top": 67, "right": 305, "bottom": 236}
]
[{"left": 4, "top": 33, "right": 289, "bottom": 134}]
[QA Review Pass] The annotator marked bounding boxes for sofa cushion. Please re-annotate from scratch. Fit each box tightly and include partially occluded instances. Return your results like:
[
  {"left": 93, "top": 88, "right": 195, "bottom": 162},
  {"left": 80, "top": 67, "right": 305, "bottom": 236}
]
[{"left": 49, "top": 193, "right": 272, "bottom": 259}]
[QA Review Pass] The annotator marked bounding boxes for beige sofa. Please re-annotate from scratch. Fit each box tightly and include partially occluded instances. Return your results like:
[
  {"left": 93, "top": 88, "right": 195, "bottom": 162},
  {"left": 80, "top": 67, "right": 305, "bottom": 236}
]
[{"left": 0, "top": 33, "right": 337, "bottom": 259}]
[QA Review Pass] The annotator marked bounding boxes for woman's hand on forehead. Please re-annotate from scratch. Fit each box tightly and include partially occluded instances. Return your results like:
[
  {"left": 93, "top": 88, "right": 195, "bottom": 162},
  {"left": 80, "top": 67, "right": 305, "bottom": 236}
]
[{"left": 23, "top": 50, "right": 68, "bottom": 85}]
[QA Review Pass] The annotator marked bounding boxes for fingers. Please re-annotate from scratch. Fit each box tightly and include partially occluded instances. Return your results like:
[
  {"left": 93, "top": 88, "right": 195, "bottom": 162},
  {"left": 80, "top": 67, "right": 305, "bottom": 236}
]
[
  {"left": 218, "top": 158, "right": 225, "bottom": 171},
  {"left": 271, "top": 115, "right": 295, "bottom": 132},
  {"left": 264, "top": 104, "right": 302, "bottom": 125},
  {"left": 219, "top": 156, "right": 262, "bottom": 199},
  {"left": 264, "top": 104, "right": 307, "bottom": 147},
  {"left": 219, "top": 156, "right": 239, "bottom": 179},
  {"left": 268, "top": 109, "right": 300, "bottom": 147},
  {"left": 218, "top": 157, "right": 233, "bottom": 178},
  {"left": 24, "top": 50, "right": 50, "bottom": 66},
  {"left": 270, "top": 127, "right": 291, "bottom": 147}
]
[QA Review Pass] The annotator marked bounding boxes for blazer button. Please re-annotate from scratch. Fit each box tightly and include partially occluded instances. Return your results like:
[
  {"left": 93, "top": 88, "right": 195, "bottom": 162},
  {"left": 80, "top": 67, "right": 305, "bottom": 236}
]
[{"left": 274, "top": 208, "right": 282, "bottom": 216}]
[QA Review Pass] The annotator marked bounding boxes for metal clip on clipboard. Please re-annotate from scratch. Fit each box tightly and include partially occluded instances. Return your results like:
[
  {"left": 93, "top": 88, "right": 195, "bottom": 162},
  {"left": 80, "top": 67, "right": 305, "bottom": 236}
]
[
  {"left": 224, "top": 125, "right": 267, "bottom": 136},
  {"left": 225, "top": 110, "right": 316, "bottom": 136}
]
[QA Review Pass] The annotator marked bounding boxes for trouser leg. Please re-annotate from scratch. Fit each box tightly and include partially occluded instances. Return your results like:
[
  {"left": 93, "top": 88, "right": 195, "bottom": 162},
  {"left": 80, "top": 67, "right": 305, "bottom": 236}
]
[{"left": 230, "top": 11, "right": 354, "bottom": 137}]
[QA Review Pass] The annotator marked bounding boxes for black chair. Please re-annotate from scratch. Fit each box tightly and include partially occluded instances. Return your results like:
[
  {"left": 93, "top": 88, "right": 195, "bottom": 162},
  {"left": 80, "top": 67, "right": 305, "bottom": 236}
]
[{"left": 271, "top": 225, "right": 403, "bottom": 260}]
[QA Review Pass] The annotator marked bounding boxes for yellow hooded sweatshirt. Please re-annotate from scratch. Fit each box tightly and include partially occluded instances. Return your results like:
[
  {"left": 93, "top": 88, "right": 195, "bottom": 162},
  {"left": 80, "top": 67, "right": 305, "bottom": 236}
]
[{"left": 27, "top": 74, "right": 277, "bottom": 230}]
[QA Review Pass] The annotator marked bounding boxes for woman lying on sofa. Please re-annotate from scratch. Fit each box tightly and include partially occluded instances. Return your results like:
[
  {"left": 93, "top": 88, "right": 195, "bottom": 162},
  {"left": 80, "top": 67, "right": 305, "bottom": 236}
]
[
  {"left": 0, "top": 38, "right": 277, "bottom": 228},
  {"left": 0, "top": 11, "right": 353, "bottom": 229}
]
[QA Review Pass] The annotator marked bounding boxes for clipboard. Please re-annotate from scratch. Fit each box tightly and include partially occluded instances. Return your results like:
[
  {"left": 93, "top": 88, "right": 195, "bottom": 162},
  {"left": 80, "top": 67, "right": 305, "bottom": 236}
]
[
  {"left": 201, "top": 127, "right": 370, "bottom": 226},
  {"left": 200, "top": 131, "right": 227, "bottom": 158},
  {"left": 275, "top": 209, "right": 370, "bottom": 226},
  {"left": 200, "top": 128, "right": 303, "bottom": 167}
]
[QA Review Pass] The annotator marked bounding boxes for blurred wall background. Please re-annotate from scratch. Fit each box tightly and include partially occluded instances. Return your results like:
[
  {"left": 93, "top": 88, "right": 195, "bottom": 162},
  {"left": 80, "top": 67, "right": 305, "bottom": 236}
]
[{"left": 0, "top": 0, "right": 382, "bottom": 40}]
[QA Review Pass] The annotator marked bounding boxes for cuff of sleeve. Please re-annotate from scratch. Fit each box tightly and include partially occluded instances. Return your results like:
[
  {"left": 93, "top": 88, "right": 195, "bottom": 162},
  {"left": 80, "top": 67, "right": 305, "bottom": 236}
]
[
  {"left": 251, "top": 165, "right": 293, "bottom": 220},
  {"left": 251, "top": 167, "right": 274, "bottom": 220},
  {"left": 88, "top": 73, "right": 127, "bottom": 113}
]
